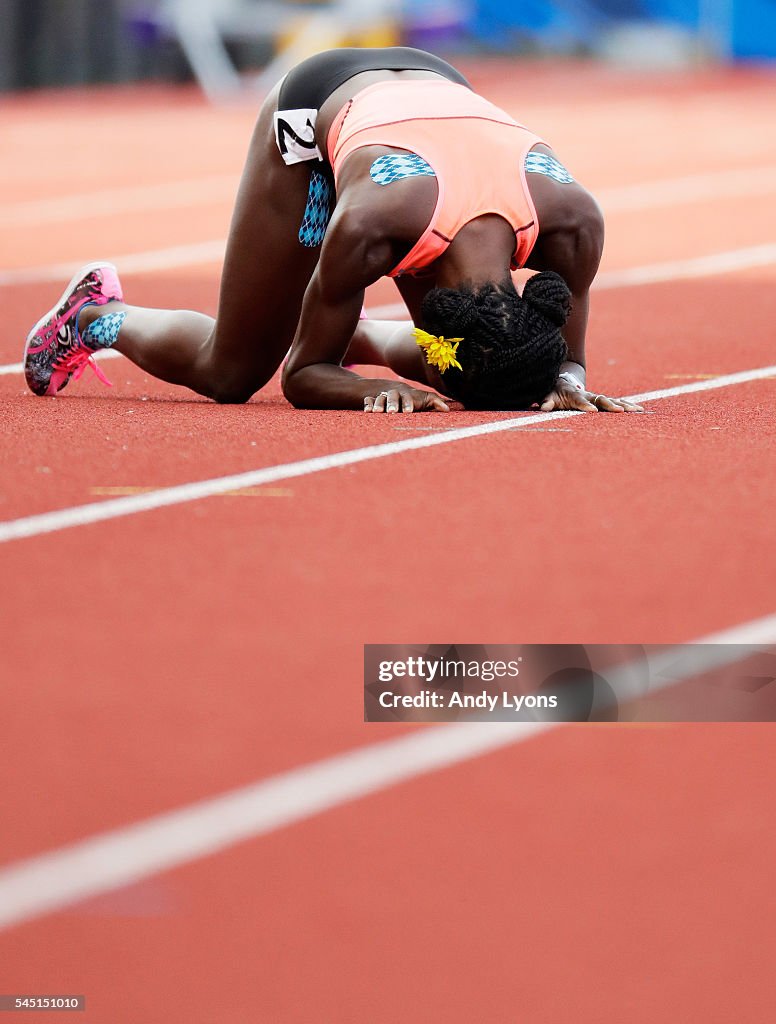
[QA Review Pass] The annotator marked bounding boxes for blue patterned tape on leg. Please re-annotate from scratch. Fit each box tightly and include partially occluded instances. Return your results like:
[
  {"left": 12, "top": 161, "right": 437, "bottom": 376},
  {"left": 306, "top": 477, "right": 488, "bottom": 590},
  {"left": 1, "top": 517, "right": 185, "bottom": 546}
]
[
  {"left": 299, "top": 169, "right": 332, "bottom": 247},
  {"left": 82, "top": 311, "right": 126, "bottom": 350}
]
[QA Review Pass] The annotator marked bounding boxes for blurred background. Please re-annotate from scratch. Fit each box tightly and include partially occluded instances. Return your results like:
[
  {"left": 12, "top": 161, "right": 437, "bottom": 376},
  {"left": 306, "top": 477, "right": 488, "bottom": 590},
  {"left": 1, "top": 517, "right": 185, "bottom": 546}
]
[{"left": 0, "top": 0, "right": 773, "bottom": 98}]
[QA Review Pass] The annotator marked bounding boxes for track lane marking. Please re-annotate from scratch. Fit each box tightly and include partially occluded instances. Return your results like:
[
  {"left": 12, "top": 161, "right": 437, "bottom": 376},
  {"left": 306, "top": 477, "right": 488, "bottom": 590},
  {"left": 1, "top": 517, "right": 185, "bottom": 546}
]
[
  {"left": 0, "top": 611, "right": 773, "bottom": 932},
  {"left": 89, "top": 485, "right": 293, "bottom": 497},
  {"left": 2, "top": 236, "right": 776, "bottom": 289},
  {"left": 0, "top": 176, "right": 238, "bottom": 227},
  {"left": 0, "top": 241, "right": 227, "bottom": 287},
  {"left": 595, "top": 243, "right": 776, "bottom": 288},
  {"left": 0, "top": 348, "right": 120, "bottom": 378},
  {"left": 2, "top": 241, "right": 776, "bottom": 378},
  {"left": 598, "top": 165, "right": 776, "bottom": 212},
  {"left": 2, "top": 164, "right": 775, "bottom": 228},
  {"left": 1, "top": 363, "right": 775, "bottom": 545}
]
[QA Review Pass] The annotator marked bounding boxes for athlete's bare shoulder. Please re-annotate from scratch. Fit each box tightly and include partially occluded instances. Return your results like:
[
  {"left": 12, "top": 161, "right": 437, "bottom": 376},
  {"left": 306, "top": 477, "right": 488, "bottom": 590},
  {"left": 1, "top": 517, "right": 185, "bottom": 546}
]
[{"left": 334, "top": 145, "right": 438, "bottom": 264}]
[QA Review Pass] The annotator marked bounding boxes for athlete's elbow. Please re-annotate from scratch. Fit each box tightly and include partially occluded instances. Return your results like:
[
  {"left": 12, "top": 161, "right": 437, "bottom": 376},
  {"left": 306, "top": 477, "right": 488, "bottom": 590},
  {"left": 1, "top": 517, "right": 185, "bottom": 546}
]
[{"left": 281, "top": 366, "right": 311, "bottom": 409}]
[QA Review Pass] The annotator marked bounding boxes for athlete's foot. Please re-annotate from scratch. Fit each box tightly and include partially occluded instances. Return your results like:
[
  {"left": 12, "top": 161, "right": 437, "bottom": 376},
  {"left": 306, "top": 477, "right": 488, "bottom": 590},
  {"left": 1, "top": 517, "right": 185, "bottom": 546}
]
[{"left": 24, "top": 262, "right": 123, "bottom": 396}]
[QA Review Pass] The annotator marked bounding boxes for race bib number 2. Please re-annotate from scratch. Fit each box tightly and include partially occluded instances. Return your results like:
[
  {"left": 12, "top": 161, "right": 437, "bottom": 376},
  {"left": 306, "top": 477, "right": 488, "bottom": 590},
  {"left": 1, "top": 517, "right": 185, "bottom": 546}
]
[{"left": 274, "top": 108, "right": 323, "bottom": 165}]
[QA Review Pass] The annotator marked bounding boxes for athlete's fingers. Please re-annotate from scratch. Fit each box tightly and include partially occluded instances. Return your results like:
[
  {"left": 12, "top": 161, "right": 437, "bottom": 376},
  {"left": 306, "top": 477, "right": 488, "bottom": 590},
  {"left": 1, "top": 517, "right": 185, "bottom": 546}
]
[
  {"left": 540, "top": 392, "right": 559, "bottom": 412},
  {"left": 565, "top": 390, "right": 598, "bottom": 412},
  {"left": 400, "top": 390, "right": 415, "bottom": 413},
  {"left": 385, "top": 389, "right": 401, "bottom": 413},
  {"left": 363, "top": 396, "right": 374, "bottom": 412},
  {"left": 594, "top": 394, "right": 624, "bottom": 413},
  {"left": 602, "top": 396, "right": 643, "bottom": 413},
  {"left": 424, "top": 392, "right": 450, "bottom": 412},
  {"left": 371, "top": 391, "right": 388, "bottom": 413}
]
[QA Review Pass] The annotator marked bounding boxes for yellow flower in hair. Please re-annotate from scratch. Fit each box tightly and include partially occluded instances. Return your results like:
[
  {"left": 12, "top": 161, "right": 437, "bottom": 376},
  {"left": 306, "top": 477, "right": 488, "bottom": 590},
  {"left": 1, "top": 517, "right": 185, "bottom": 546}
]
[{"left": 413, "top": 327, "right": 463, "bottom": 372}]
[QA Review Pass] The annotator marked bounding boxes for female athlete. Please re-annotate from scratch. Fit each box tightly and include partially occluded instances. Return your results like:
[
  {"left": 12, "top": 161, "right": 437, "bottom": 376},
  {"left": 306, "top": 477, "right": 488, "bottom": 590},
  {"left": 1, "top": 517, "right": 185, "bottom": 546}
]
[{"left": 24, "top": 46, "right": 642, "bottom": 414}]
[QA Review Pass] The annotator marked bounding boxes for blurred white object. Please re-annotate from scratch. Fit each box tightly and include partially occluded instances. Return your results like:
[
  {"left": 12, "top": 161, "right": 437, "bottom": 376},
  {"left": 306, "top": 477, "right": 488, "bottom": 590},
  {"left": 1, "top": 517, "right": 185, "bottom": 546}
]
[
  {"left": 597, "top": 20, "right": 706, "bottom": 69},
  {"left": 156, "top": 0, "right": 402, "bottom": 99}
]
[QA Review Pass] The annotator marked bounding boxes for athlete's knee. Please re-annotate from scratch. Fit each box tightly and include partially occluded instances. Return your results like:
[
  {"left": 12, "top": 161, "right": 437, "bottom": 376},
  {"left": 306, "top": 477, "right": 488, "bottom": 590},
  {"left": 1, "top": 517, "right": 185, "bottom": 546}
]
[
  {"left": 209, "top": 383, "right": 253, "bottom": 404},
  {"left": 196, "top": 356, "right": 255, "bottom": 403},
  {"left": 207, "top": 370, "right": 260, "bottom": 404},
  {"left": 192, "top": 341, "right": 257, "bottom": 403}
]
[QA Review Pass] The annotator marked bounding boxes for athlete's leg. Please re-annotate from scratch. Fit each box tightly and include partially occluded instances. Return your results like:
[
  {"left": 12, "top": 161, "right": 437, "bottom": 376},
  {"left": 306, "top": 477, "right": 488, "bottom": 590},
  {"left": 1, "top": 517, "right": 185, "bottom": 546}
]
[
  {"left": 344, "top": 319, "right": 449, "bottom": 393},
  {"left": 77, "top": 81, "right": 324, "bottom": 403}
]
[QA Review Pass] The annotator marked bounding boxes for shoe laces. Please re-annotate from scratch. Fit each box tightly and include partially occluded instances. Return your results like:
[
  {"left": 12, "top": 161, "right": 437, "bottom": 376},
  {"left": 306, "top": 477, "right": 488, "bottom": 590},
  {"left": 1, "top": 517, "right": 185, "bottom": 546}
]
[{"left": 52, "top": 342, "right": 112, "bottom": 387}]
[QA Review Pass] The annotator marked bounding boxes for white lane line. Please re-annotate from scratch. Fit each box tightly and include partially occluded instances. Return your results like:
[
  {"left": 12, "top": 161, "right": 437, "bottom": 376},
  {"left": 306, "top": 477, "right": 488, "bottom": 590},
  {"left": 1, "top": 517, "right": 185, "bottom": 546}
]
[
  {"left": 0, "top": 364, "right": 774, "bottom": 545},
  {"left": 596, "top": 242, "right": 776, "bottom": 288},
  {"left": 0, "top": 241, "right": 227, "bottom": 287},
  {"left": 3, "top": 238, "right": 774, "bottom": 291},
  {"left": 0, "top": 176, "right": 238, "bottom": 227},
  {"left": 7, "top": 232, "right": 774, "bottom": 374},
  {"left": 0, "top": 349, "right": 120, "bottom": 378},
  {"left": 0, "top": 610, "right": 773, "bottom": 932},
  {"left": 337, "top": 241, "right": 776, "bottom": 315},
  {"left": 2, "top": 239, "right": 774, "bottom": 376},
  {"left": 3, "top": 164, "right": 774, "bottom": 227},
  {"left": 596, "top": 165, "right": 776, "bottom": 212},
  {"left": 369, "top": 249, "right": 776, "bottom": 322}
]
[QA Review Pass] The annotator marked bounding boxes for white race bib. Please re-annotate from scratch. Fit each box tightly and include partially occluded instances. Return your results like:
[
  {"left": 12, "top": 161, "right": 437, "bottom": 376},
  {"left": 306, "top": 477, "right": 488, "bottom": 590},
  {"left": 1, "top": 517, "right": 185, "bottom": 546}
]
[{"left": 273, "top": 108, "right": 323, "bottom": 165}]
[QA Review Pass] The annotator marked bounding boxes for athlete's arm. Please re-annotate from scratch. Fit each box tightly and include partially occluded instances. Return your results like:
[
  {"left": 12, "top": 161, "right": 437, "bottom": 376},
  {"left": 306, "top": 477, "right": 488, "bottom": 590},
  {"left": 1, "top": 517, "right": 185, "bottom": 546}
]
[
  {"left": 530, "top": 188, "right": 642, "bottom": 413},
  {"left": 282, "top": 208, "right": 448, "bottom": 412}
]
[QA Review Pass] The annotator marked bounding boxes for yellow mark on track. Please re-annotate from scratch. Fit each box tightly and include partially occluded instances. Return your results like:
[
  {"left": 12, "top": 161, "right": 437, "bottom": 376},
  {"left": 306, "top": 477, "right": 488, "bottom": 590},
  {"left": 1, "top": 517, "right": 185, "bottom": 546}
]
[
  {"left": 664, "top": 373, "right": 721, "bottom": 380},
  {"left": 90, "top": 486, "right": 293, "bottom": 498},
  {"left": 224, "top": 487, "right": 293, "bottom": 497}
]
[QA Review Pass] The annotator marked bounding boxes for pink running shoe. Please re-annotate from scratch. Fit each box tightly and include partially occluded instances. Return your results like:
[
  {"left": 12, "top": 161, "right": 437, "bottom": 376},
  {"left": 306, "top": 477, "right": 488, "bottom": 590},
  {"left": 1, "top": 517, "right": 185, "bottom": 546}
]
[{"left": 24, "top": 261, "right": 123, "bottom": 396}]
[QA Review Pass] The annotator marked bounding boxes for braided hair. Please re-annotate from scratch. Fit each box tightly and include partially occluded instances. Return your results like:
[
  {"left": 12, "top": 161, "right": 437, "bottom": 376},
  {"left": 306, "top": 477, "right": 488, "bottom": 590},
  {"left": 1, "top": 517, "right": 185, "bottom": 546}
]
[{"left": 421, "top": 271, "right": 571, "bottom": 410}]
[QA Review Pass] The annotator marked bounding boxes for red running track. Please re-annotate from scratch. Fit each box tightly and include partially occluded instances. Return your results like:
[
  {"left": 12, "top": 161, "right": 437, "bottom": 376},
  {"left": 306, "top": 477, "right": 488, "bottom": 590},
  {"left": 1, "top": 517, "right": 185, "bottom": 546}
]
[{"left": 1, "top": 59, "right": 775, "bottom": 1022}]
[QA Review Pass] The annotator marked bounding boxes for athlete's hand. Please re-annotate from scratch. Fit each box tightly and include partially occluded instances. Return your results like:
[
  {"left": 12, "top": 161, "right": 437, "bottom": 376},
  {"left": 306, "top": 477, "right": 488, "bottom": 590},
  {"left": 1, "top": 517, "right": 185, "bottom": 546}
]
[
  {"left": 540, "top": 381, "right": 644, "bottom": 413},
  {"left": 363, "top": 386, "right": 449, "bottom": 413}
]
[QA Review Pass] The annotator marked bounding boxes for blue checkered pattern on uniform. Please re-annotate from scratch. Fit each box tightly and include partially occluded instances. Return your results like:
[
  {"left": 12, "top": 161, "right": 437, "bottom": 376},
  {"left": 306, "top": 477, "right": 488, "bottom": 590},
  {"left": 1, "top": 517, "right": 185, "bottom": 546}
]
[
  {"left": 370, "top": 154, "right": 436, "bottom": 186},
  {"left": 524, "top": 152, "right": 574, "bottom": 184},
  {"left": 298, "top": 169, "right": 332, "bottom": 247}
]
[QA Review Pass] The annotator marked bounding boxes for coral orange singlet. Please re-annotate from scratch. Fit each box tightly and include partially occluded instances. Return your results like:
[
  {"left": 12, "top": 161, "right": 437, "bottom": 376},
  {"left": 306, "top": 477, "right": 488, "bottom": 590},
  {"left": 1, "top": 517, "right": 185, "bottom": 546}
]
[{"left": 327, "top": 79, "right": 544, "bottom": 277}]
